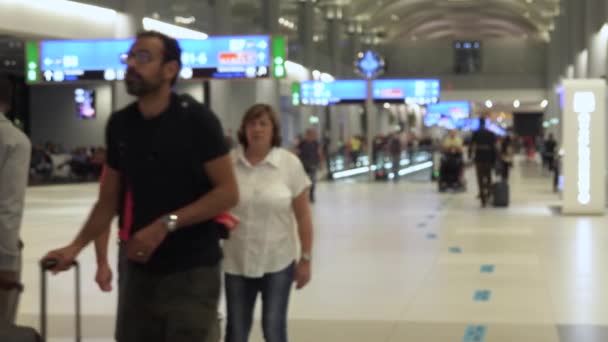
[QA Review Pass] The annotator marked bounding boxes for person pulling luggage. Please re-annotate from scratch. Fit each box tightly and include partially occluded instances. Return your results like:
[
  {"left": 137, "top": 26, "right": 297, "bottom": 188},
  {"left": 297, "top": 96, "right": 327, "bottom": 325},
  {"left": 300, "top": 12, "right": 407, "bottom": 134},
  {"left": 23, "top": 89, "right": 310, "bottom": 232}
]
[{"left": 469, "top": 117, "right": 497, "bottom": 207}]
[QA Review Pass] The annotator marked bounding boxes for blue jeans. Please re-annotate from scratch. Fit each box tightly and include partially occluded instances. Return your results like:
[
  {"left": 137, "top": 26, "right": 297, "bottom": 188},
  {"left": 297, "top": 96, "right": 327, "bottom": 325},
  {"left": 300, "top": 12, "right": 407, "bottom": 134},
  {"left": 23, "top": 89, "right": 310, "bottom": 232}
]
[{"left": 224, "top": 262, "right": 295, "bottom": 342}]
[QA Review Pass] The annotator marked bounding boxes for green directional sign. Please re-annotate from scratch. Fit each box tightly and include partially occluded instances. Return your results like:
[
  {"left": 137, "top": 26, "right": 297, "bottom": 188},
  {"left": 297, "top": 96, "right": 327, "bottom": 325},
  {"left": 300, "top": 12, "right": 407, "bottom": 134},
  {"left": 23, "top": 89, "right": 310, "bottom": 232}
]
[
  {"left": 292, "top": 82, "right": 300, "bottom": 106},
  {"left": 272, "top": 36, "right": 286, "bottom": 79},
  {"left": 26, "top": 42, "right": 40, "bottom": 83}
]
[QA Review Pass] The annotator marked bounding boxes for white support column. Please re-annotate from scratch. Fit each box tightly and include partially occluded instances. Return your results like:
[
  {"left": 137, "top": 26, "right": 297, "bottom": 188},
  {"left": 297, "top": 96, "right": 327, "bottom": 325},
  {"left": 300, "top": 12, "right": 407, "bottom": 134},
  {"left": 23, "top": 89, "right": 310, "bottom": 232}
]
[{"left": 562, "top": 79, "right": 606, "bottom": 215}]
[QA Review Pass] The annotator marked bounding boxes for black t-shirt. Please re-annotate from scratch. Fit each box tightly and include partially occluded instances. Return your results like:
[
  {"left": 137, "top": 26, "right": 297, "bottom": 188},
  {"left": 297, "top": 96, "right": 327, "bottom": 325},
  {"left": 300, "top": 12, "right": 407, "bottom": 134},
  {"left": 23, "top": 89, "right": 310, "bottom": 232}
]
[
  {"left": 105, "top": 93, "right": 229, "bottom": 274},
  {"left": 471, "top": 129, "right": 497, "bottom": 163}
]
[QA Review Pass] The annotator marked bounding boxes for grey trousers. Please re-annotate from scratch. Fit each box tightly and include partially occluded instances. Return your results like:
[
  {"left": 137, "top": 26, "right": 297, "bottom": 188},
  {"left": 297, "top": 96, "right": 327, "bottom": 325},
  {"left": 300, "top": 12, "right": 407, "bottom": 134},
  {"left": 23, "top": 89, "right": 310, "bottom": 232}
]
[{"left": 115, "top": 243, "right": 221, "bottom": 342}]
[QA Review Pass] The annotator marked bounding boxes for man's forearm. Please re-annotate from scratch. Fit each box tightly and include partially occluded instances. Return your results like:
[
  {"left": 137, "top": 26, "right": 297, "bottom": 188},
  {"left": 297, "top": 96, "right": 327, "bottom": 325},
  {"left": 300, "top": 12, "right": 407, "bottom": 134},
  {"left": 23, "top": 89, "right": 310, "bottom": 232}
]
[
  {"left": 72, "top": 202, "right": 117, "bottom": 251},
  {"left": 173, "top": 186, "right": 238, "bottom": 230},
  {"left": 94, "top": 227, "right": 111, "bottom": 265}
]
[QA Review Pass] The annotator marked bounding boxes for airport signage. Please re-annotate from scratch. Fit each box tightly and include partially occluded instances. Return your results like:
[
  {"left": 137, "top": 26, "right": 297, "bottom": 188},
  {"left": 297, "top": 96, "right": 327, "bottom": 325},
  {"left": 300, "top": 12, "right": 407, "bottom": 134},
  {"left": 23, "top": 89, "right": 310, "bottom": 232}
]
[
  {"left": 300, "top": 80, "right": 367, "bottom": 106},
  {"left": 372, "top": 79, "right": 440, "bottom": 105},
  {"left": 26, "top": 35, "right": 276, "bottom": 83}
]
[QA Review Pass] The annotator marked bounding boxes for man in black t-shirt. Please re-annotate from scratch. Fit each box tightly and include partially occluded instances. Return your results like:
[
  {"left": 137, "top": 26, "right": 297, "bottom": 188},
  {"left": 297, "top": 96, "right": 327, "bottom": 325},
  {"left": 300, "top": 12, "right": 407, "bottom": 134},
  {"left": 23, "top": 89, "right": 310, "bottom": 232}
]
[
  {"left": 43, "top": 31, "right": 239, "bottom": 342},
  {"left": 469, "top": 118, "right": 497, "bottom": 207}
]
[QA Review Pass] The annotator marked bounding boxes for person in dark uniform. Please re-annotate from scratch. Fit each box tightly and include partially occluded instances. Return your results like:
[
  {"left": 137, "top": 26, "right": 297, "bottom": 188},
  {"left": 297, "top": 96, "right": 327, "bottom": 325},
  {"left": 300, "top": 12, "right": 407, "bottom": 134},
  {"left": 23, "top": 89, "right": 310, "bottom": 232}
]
[
  {"left": 297, "top": 129, "right": 324, "bottom": 203},
  {"left": 469, "top": 118, "right": 497, "bottom": 207},
  {"left": 543, "top": 133, "right": 557, "bottom": 171}
]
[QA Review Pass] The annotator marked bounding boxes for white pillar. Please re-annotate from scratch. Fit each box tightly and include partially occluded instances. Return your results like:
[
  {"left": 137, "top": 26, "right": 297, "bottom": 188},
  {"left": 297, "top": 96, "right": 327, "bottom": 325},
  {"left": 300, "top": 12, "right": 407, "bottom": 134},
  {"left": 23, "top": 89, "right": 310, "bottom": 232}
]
[{"left": 562, "top": 79, "right": 606, "bottom": 215}]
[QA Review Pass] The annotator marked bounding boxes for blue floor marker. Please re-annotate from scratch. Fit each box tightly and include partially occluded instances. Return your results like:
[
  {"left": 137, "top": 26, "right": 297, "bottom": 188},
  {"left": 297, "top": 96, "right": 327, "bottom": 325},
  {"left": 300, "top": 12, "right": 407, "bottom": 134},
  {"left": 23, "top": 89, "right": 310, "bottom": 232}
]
[
  {"left": 480, "top": 265, "right": 495, "bottom": 273},
  {"left": 417, "top": 223, "right": 427, "bottom": 228},
  {"left": 463, "top": 325, "right": 487, "bottom": 342},
  {"left": 449, "top": 246, "right": 462, "bottom": 254},
  {"left": 426, "top": 233, "right": 437, "bottom": 239},
  {"left": 473, "top": 290, "right": 491, "bottom": 301}
]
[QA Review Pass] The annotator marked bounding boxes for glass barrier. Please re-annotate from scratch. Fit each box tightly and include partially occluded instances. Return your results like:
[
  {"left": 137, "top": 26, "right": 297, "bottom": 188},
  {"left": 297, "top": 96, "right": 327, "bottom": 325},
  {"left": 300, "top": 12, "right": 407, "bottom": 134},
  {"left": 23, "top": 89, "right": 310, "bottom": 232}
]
[{"left": 327, "top": 147, "right": 435, "bottom": 180}]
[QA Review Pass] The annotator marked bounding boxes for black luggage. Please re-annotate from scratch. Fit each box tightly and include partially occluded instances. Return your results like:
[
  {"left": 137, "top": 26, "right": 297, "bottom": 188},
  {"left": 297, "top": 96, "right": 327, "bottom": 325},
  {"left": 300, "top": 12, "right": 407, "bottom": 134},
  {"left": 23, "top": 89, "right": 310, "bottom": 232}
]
[
  {"left": 40, "top": 259, "right": 82, "bottom": 342},
  {"left": 0, "top": 279, "right": 41, "bottom": 342},
  {"left": 493, "top": 181, "right": 510, "bottom": 207}
]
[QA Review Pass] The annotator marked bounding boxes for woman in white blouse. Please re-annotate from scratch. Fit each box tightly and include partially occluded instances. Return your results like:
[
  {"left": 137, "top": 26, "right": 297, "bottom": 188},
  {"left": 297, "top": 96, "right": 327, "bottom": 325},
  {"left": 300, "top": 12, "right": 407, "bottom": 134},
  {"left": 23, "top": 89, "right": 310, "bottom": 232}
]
[{"left": 224, "top": 104, "right": 314, "bottom": 342}]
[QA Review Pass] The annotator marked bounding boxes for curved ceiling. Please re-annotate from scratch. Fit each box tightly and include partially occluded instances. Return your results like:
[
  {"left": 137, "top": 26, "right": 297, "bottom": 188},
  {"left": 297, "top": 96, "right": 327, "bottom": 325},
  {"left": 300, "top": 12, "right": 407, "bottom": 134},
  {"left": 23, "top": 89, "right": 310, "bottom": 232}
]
[{"left": 344, "top": 0, "right": 560, "bottom": 41}]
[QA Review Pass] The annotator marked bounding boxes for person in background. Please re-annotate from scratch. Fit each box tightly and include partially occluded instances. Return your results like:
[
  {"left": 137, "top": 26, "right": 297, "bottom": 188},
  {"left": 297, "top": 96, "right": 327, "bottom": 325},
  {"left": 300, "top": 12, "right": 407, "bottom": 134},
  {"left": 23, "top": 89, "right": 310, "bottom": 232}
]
[
  {"left": 442, "top": 129, "right": 464, "bottom": 154},
  {"left": 388, "top": 132, "right": 402, "bottom": 180},
  {"left": 469, "top": 117, "right": 497, "bottom": 207},
  {"left": 224, "top": 104, "right": 314, "bottom": 342},
  {"left": 297, "top": 128, "right": 324, "bottom": 203},
  {"left": 0, "top": 75, "right": 31, "bottom": 323},
  {"left": 498, "top": 132, "right": 514, "bottom": 181},
  {"left": 543, "top": 133, "right": 557, "bottom": 171},
  {"left": 42, "top": 31, "right": 239, "bottom": 342},
  {"left": 349, "top": 135, "right": 362, "bottom": 167}
]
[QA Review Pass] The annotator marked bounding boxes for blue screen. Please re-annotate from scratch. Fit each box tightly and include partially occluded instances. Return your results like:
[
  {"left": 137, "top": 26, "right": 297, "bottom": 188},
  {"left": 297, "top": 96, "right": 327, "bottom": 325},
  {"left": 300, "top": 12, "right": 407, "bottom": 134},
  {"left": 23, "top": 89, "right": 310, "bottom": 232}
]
[
  {"left": 426, "top": 101, "right": 471, "bottom": 128},
  {"left": 38, "top": 36, "right": 271, "bottom": 81},
  {"left": 372, "top": 79, "right": 440, "bottom": 104},
  {"left": 300, "top": 80, "right": 367, "bottom": 105},
  {"left": 426, "top": 101, "right": 470, "bottom": 120}
]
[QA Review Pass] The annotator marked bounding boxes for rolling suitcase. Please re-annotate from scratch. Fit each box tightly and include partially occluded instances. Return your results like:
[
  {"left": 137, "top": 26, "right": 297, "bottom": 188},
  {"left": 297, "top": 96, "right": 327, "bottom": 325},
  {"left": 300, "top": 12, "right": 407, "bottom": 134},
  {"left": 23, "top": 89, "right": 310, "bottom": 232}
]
[
  {"left": 493, "top": 181, "right": 510, "bottom": 207},
  {"left": 0, "top": 279, "right": 41, "bottom": 342},
  {"left": 40, "top": 259, "right": 82, "bottom": 342}
]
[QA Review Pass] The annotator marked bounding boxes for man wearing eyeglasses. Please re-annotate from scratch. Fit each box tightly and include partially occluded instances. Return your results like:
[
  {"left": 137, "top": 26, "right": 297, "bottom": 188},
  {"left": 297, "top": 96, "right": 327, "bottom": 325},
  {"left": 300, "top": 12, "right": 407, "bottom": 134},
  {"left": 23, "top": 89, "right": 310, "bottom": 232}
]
[{"left": 43, "top": 31, "right": 239, "bottom": 342}]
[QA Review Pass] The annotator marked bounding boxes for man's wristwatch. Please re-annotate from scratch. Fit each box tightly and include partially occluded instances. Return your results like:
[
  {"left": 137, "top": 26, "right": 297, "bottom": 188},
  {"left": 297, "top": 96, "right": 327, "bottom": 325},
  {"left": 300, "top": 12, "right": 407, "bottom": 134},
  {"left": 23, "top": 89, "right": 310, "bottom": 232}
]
[
  {"left": 300, "top": 253, "right": 312, "bottom": 262},
  {"left": 163, "top": 214, "right": 179, "bottom": 233}
]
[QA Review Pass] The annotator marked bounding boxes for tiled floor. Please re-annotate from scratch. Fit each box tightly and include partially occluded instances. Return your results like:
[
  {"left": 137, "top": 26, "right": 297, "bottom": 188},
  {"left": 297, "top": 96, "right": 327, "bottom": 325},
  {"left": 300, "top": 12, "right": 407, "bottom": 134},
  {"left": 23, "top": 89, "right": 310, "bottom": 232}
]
[{"left": 14, "top": 158, "right": 608, "bottom": 341}]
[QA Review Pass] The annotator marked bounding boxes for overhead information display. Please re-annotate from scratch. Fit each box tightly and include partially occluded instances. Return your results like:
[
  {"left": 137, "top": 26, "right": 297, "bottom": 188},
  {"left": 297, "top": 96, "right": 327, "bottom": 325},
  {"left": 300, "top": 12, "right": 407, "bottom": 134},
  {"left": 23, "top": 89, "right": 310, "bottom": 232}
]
[
  {"left": 26, "top": 36, "right": 273, "bottom": 83},
  {"left": 300, "top": 80, "right": 367, "bottom": 105},
  {"left": 372, "top": 79, "right": 440, "bottom": 105},
  {"left": 426, "top": 101, "right": 471, "bottom": 120}
]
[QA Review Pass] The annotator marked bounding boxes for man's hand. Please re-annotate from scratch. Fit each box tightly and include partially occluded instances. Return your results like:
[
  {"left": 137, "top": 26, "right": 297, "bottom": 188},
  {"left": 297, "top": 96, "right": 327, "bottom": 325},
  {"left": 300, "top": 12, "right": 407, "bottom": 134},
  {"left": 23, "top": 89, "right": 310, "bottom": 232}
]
[
  {"left": 42, "top": 244, "right": 81, "bottom": 274},
  {"left": 294, "top": 260, "right": 311, "bottom": 290},
  {"left": 95, "top": 262, "right": 113, "bottom": 292},
  {"left": 126, "top": 220, "right": 168, "bottom": 264}
]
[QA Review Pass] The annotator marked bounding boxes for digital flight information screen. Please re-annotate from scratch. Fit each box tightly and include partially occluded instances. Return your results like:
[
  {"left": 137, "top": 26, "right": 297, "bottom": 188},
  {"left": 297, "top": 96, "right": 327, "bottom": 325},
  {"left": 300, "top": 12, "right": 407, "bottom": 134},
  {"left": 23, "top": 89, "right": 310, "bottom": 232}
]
[
  {"left": 300, "top": 80, "right": 367, "bottom": 106},
  {"left": 372, "top": 79, "right": 440, "bottom": 105},
  {"left": 26, "top": 36, "right": 272, "bottom": 83}
]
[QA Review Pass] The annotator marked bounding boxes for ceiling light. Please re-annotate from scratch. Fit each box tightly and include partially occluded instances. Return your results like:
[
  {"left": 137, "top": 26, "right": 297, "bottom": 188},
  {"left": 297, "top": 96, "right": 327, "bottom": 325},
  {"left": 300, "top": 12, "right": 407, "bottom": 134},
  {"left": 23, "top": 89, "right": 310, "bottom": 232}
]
[
  {"left": 541, "top": 99, "right": 549, "bottom": 108},
  {"left": 391, "top": 15, "right": 399, "bottom": 21},
  {"left": 485, "top": 100, "right": 493, "bottom": 108},
  {"left": 143, "top": 18, "right": 208, "bottom": 39},
  {"left": 174, "top": 16, "right": 195, "bottom": 25},
  {"left": 513, "top": 99, "right": 521, "bottom": 108},
  {"left": 526, "top": 0, "right": 533, "bottom": 3},
  {"left": 384, "top": 103, "right": 391, "bottom": 109}
]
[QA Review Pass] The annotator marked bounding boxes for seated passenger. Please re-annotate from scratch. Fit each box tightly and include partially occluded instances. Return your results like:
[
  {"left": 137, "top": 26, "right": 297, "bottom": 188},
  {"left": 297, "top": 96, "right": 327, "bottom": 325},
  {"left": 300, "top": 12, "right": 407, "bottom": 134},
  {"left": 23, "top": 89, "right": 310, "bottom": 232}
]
[{"left": 442, "top": 129, "right": 464, "bottom": 154}]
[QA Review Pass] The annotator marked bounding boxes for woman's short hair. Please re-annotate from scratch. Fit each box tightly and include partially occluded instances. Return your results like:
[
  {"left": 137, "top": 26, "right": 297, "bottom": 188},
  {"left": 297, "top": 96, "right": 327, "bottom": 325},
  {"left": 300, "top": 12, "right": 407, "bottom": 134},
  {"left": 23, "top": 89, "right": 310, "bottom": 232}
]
[{"left": 238, "top": 104, "right": 282, "bottom": 148}]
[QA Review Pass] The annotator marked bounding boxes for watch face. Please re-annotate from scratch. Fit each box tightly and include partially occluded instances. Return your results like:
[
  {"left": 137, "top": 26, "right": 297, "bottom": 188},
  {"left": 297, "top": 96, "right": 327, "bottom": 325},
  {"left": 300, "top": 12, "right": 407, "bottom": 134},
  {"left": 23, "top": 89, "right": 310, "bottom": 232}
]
[{"left": 165, "top": 215, "right": 178, "bottom": 231}]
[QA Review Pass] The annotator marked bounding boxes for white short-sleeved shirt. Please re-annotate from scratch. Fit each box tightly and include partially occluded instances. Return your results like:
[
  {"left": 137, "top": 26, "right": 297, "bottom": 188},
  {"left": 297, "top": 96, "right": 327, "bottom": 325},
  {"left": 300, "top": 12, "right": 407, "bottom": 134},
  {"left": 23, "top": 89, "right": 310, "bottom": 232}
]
[{"left": 223, "top": 147, "right": 311, "bottom": 278}]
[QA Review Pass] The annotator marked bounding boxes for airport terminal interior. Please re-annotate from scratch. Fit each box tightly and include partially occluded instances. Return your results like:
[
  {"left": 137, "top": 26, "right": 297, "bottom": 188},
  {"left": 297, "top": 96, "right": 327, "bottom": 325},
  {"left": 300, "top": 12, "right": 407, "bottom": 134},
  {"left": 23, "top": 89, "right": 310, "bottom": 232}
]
[{"left": 2, "top": 0, "right": 608, "bottom": 341}]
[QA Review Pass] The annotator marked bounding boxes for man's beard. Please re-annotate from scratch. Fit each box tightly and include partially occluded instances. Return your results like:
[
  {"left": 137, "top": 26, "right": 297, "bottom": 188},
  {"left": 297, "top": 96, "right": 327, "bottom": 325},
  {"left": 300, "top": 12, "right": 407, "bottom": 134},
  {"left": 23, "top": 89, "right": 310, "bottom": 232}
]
[{"left": 125, "top": 71, "right": 162, "bottom": 96}]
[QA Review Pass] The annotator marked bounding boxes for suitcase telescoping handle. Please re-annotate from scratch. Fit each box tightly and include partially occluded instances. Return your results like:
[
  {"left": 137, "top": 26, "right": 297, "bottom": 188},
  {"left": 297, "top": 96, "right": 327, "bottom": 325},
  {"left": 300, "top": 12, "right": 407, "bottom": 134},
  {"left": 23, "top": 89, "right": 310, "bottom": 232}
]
[{"left": 40, "top": 259, "right": 81, "bottom": 342}]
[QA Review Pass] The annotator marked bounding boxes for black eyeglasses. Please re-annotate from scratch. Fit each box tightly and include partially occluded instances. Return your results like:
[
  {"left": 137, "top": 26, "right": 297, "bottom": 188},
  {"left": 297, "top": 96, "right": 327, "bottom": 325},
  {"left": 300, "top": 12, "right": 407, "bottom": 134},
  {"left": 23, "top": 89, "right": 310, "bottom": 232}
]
[{"left": 120, "top": 51, "right": 154, "bottom": 65}]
